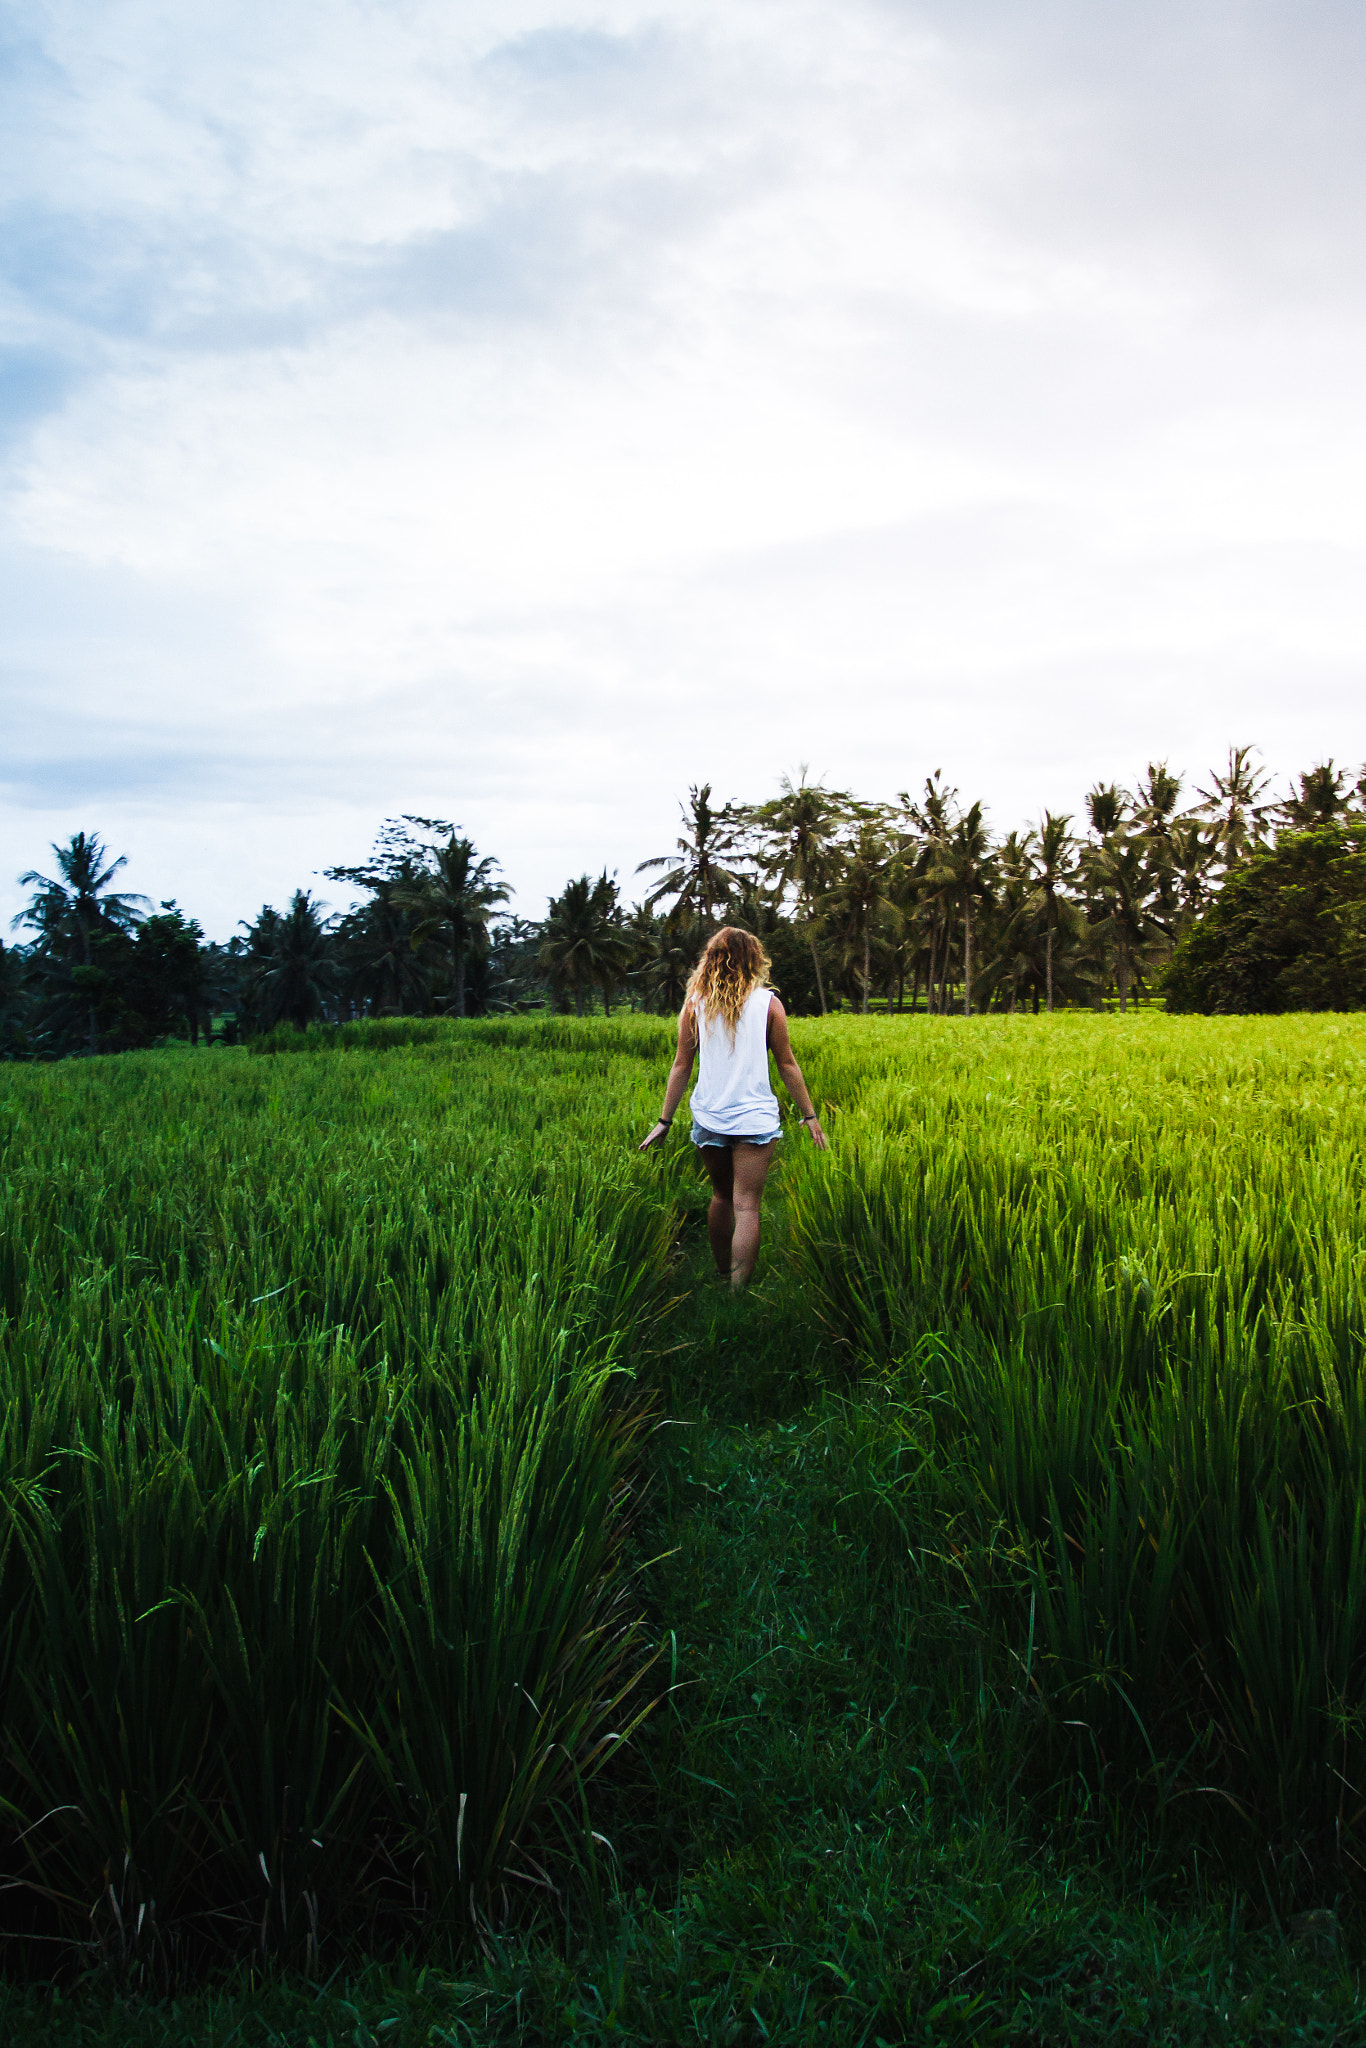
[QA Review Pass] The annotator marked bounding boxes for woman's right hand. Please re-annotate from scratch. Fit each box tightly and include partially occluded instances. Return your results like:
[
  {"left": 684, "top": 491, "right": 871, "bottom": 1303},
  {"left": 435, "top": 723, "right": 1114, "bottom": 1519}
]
[
  {"left": 638, "top": 1120, "right": 670, "bottom": 1152},
  {"left": 803, "top": 1115, "right": 829, "bottom": 1151}
]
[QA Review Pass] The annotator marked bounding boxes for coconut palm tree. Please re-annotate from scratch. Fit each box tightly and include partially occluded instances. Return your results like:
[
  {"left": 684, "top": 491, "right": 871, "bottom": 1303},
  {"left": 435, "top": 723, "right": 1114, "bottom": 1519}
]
[
  {"left": 1025, "top": 811, "right": 1081, "bottom": 1013},
  {"left": 539, "top": 873, "right": 631, "bottom": 1016},
  {"left": 251, "top": 891, "right": 338, "bottom": 1031},
  {"left": 741, "top": 770, "right": 851, "bottom": 1015},
  {"left": 926, "top": 801, "right": 993, "bottom": 1017},
  {"left": 15, "top": 831, "right": 148, "bottom": 1054},
  {"left": 979, "top": 829, "right": 1038, "bottom": 1012},
  {"left": 1168, "top": 816, "right": 1220, "bottom": 934},
  {"left": 818, "top": 811, "right": 901, "bottom": 1014},
  {"left": 1274, "top": 761, "right": 1356, "bottom": 831},
  {"left": 1080, "top": 834, "right": 1162, "bottom": 1012},
  {"left": 648, "top": 911, "right": 703, "bottom": 1015},
  {"left": 899, "top": 774, "right": 959, "bottom": 1013},
  {"left": 636, "top": 785, "right": 746, "bottom": 936},
  {"left": 398, "top": 829, "right": 509, "bottom": 1019},
  {"left": 1194, "top": 746, "right": 1270, "bottom": 864},
  {"left": 1085, "top": 782, "right": 1128, "bottom": 839},
  {"left": 334, "top": 860, "right": 432, "bottom": 1016}
]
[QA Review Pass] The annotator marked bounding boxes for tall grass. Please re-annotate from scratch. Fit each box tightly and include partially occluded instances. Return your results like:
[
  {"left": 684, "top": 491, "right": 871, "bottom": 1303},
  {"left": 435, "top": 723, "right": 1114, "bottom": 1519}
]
[
  {"left": 7, "top": 1005, "right": 1366, "bottom": 2013},
  {"left": 784, "top": 1013, "right": 1366, "bottom": 1885},
  {"left": 0, "top": 1036, "right": 683, "bottom": 1981}
]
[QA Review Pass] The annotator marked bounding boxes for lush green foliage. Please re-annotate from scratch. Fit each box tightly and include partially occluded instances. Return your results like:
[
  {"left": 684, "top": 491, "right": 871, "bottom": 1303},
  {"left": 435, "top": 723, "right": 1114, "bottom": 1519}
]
[
  {"left": 0, "top": 1039, "right": 679, "bottom": 1980},
  {"left": 1165, "top": 822, "right": 1366, "bottom": 1013},
  {"left": 5, "top": 1012, "right": 1366, "bottom": 2043},
  {"left": 10, "top": 751, "right": 1366, "bottom": 1058},
  {"left": 783, "top": 1012, "right": 1366, "bottom": 1871}
]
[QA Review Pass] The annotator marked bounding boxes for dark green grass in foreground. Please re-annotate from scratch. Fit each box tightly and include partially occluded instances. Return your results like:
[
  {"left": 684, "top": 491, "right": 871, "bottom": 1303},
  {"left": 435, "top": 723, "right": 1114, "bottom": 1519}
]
[{"left": 8, "top": 1231, "right": 1362, "bottom": 2043}]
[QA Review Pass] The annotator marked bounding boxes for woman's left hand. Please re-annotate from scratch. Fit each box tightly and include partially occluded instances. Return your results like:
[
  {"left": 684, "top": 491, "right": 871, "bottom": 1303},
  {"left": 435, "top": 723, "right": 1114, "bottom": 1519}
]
[{"left": 638, "top": 1120, "right": 670, "bottom": 1152}]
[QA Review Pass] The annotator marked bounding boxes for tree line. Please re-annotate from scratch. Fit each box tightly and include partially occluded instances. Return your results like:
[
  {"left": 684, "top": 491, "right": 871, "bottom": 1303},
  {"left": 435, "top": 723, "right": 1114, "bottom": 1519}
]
[{"left": 4, "top": 750, "right": 1365, "bottom": 1057}]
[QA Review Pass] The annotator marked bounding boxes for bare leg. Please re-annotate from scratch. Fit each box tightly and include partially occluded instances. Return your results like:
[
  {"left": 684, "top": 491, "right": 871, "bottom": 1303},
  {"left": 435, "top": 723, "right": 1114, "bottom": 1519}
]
[
  {"left": 728, "top": 1139, "right": 777, "bottom": 1289},
  {"left": 701, "top": 1146, "right": 735, "bottom": 1276}
]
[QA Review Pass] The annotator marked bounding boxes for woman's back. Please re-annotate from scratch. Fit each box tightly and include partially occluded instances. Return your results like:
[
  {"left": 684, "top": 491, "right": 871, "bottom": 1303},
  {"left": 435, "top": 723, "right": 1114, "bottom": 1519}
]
[{"left": 690, "top": 985, "right": 778, "bottom": 1136}]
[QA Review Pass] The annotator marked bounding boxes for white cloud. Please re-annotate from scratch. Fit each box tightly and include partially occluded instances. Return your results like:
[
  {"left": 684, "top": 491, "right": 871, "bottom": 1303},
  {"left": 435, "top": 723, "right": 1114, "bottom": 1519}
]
[{"left": 2, "top": 0, "right": 1364, "bottom": 934}]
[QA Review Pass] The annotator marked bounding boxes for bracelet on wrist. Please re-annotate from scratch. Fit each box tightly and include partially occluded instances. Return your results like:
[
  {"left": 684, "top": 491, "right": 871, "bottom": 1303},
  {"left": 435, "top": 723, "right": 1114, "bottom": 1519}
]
[{"left": 656, "top": 1115, "right": 672, "bottom": 1127}]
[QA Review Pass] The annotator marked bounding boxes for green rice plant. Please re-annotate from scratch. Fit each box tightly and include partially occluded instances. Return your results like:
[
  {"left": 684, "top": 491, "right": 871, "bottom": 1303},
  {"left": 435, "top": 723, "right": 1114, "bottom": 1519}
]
[
  {"left": 353, "top": 1365, "right": 655, "bottom": 1937},
  {"left": 0, "top": 1033, "right": 683, "bottom": 1978},
  {"left": 782, "top": 1013, "right": 1366, "bottom": 1878}
]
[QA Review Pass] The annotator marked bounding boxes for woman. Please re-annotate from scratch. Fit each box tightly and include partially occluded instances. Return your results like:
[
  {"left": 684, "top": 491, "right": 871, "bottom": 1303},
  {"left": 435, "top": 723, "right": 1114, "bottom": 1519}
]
[{"left": 639, "top": 927, "right": 828, "bottom": 1288}]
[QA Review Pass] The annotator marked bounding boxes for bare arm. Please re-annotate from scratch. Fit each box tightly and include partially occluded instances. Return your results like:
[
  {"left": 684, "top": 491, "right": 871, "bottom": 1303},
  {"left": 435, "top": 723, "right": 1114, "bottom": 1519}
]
[
  {"left": 638, "top": 1003, "right": 698, "bottom": 1150},
  {"left": 767, "top": 998, "right": 828, "bottom": 1149}
]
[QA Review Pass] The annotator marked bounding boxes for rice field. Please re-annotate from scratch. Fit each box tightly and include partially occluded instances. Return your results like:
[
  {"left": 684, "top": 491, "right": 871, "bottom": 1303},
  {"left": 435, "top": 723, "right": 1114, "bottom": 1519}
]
[
  {"left": 0, "top": 1026, "right": 681, "bottom": 1981},
  {"left": 781, "top": 1014, "right": 1366, "bottom": 1870},
  {"left": 3, "top": 1009, "right": 1366, "bottom": 2032}
]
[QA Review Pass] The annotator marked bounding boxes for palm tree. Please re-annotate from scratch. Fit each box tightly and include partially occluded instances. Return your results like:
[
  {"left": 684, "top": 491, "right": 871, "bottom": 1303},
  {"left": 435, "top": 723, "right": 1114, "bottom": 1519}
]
[
  {"left": 636, "top": 785, "right": 746, "bottom": 936},
  {"left": 1168, "top": 816, "right": 1220, "bottom": 934},
  {"left": 16, "top": 831, "right": 148, "bottom": 1055},
  {"left": 899, "top": 774, "right": 958, "bottom": 1013},
  {"left": 1274, "top": 761, "right": 1355, "bottom": 831},
  {"left": 539, "top": 873, "right": 631, "bottom": 1016},
  {"left": 646, "top": 911, "right": 702, "bottom": 1015},
  {"left": 1085, "top": 782, "right": 1128, "bottom": 839},
  {"left": 252, "top": 891, "right": 338, "bottom": 1030},
  {"left": 335, "top": 867, "right": 431, "bottom": 1017},
  {"left": 399, "top": 829, "right": 509, "bottom": 1019},
  {"left": 1026, "top": 811, "right": 1079, "bottom": 1013},
  {"left": 1080, "top": 835, "right": 1160, "bottom": 1012},
  {"left": 742, "top": 770, "right": 850, "bottom": 1015},
  {"left": 981, "top": 829, "right": 1038, "bottom": 1013},
  {"left": 926, "top": 801, "right": 993, "bottom": 1017},
  {"left": 818, "top": 812, "right": 901, "bottom": 1014},
  {"left": 1195, "top": 745, "right": 1270, "bottom": 864}
]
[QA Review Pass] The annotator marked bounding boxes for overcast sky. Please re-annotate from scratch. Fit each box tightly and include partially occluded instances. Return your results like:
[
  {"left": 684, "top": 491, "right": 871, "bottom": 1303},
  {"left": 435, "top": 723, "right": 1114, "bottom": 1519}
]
[{"left": 3, "top": 0, "right": 1364, "bottom": 937}]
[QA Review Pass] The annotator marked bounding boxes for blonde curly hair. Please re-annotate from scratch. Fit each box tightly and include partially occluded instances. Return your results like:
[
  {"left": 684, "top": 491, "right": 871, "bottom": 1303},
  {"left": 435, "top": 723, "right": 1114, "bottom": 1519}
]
[{"left": 685, "top": 927, "right": 772, "bottom": 1042}]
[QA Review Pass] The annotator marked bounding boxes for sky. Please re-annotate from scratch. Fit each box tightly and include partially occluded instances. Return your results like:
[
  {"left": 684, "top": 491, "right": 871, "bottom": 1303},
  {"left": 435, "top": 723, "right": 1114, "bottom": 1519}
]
[{"left": 2, "top": 0, "right": 1364, "bottom": 938}]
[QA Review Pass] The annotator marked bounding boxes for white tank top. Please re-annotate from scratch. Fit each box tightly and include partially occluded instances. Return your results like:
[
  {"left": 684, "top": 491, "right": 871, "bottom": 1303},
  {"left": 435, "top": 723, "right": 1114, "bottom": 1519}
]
[{"left": 689, "top": 986, "right": 780, "bottom": 1137}]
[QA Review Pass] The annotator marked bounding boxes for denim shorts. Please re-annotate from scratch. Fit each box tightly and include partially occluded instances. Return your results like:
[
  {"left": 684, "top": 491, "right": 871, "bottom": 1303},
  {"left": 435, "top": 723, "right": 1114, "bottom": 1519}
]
[{"left": 690, "top": 1122, "right": 781, "bottom": 1149}]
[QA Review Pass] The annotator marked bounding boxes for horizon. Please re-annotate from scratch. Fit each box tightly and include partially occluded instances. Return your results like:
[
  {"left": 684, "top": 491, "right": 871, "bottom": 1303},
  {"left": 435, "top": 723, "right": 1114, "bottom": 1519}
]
[{"left": 6, "top": 744, "right": 1355, "bottom": 946}]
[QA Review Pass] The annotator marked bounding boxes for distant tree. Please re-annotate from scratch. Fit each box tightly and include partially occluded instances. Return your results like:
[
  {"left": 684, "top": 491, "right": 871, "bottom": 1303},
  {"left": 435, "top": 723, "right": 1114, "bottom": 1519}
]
[
  {"left": 979, "top": 828, "right": 1037, "bottom": 1013},
  {"left": 1195, "top": 745, "right": 1271, "bottom": 865},
  {"left": 926, "top": 801, "right": 993, "bottom": 1017},
  {"left": 1025, "top": 812, "right": 1083, "bottom": 1013},
  {"left": 648, "top": 912, "right": 703, "bottom": 1015},
  {"left": 539, "top": 873, "right": 631, "bottom": 1016},
  {"left": 900, "top": 773, "right": 959, "bottom": 1013},
  {"left": 819, "top": 812, "right": 901, "bottom": 1014},
  {"left": 742, "top": 771, "right": 850, "bottom": 1015},
  {"left": 94, "top": 903, "right": 208, "bottom": 1048},
  {"left": 484, "top": 915, "right": 545, "bottom": 1012},
  {"left": 1168, "top": 816, "right": 1221, "bottom": 933},
  {"left": 1085, "top": 782, "right": 1128, "bottom": 840},
  {"left": 203, "top": 936, "right": 251, "bottom": 1041},
  {"left": 637, "top": 785, "right": 746, "bottom": 936},
  {"left": 15, "top": 831, "right": 148, "bottom": 1055},
  {"left": 1165, "top": 822, "right": 1366, "bottom": 1013},
  {"left": 250, "top": 891, "right": 337, "bottom": 1031},
  {"left": 1081, "top": 832, "right": 1162, "bottom": 1012},
  {"left": 1133, "top": 761, "right": 1185, "bottom": 934},
  {"left": 334, "top": 863, "right": 431, "bottom": 1016},
  {"left": 396, "top": 825, "right": 510, "bottom": 1019},
  {"left": 0, "top": 940, "right": 33, "bottom": 1059},
  {"left": 1274, "top": 761, "right": 1358, "bottom": 832}
]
